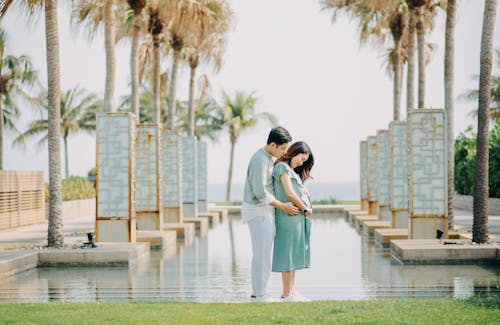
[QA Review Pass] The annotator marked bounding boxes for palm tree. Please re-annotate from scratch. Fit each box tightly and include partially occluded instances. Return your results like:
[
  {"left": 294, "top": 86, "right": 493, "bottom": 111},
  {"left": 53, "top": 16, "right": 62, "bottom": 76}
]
[
  {"left": 407, "top": 0, "right": 442, "bottom": 109},
  {"left": 1, "top": 0, "right": 65, "bottom": 248},
  {"left": 165, "top": 0, "right": 214, "bottom": 132},
  {"left": 444, "top": 0, "right": 457, "bottom": 230},
  {"left": 185, "top": 0, "right": 232, "bottom": 136},
  {"left": 460, "top": 50, "right": 500, "bottom": 123},
  {"left": 146, "top": 0, "right": 168, "bottom": 124},
  {"left": 321, "top": 0, "right": 407, "bottom": 121},
  {"left": 15, "top": 87, "right": 102, "bottom": 179},
  {"left": 177, "top": 95, "right": 225, "bottom": 141},
  {"left": 126, "top": 0, "right": 147, "bottom": 117},
  {"left": 71, "top": 0, "right": 129, "bottom": 113},
  {"left": 473, "top": 0, "right": 497, "bottom": 244},
  {"left": 221, "top": 90, "right": 277, "bottom": 201},
  {"left": 0, "top": 27, "right": 37, "bottom": 169}
]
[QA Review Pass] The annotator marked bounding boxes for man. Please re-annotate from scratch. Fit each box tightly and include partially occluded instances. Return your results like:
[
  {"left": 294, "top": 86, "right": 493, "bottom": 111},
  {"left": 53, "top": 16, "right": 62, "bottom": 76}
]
[{"left": 242, "top": 126, "right": 300, "bottom": 302}]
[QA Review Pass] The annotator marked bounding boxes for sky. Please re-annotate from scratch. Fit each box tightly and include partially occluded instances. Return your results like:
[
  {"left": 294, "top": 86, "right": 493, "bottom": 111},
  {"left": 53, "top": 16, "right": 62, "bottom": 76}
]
[{"left": 2, "top": 0, "right": 500, "bottom": 191}]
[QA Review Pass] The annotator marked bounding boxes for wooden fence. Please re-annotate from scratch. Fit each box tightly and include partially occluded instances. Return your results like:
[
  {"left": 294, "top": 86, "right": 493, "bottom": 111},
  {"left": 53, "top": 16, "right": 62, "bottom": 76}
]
[{"left": 0, "top": 171, "right": 45, "bottom": 230}]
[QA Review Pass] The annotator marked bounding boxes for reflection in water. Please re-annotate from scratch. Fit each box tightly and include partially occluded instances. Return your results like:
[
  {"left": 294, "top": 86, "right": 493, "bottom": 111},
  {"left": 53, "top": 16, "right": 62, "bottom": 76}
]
[{"left": 0, "top": 213, "right": 498, "bottom": 302}]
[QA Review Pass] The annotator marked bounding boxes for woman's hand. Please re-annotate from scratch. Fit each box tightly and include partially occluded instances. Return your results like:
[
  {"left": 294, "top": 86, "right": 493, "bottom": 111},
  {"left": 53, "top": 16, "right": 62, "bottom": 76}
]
[{"left": 304, "top": 207, "right": 313, "bottom": 217}]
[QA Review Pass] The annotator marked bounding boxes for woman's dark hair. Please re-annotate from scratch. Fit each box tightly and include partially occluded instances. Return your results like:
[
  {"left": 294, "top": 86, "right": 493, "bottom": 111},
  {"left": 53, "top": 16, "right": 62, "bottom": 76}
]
[
  {"left": 276, "top": 141, "right": 314, "bottom": 182},
  {"left": 267, "top": 126, "right": 292, "bottom": 145}
]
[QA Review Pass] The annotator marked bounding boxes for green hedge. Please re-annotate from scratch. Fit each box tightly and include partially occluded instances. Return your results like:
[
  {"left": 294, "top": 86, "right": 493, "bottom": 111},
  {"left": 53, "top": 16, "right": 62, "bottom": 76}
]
[
  {"left": 455, "top": 123, "right": 500, "bottom": 198},
  {"left": 45, "top": 176, "right": 96, "bottom": 202}
]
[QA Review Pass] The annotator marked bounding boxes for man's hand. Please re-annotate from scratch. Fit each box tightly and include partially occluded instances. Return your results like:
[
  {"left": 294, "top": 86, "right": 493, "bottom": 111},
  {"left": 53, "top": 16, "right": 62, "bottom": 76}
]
[
  {"left": 281, "top": 202, "right": 300, "bottom": 215},
  {"left": 305, "top": 207, "right": 313, "bottom": 217}
]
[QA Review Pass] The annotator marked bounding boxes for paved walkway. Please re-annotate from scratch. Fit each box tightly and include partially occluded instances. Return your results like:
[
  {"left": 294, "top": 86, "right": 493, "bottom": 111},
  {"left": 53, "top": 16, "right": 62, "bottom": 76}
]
[
  {"left": 0, "top": 214, "right": 94, "bottom": 249},
  {"left": 0, "top": 208, "right": 499, "bottom": 249}
]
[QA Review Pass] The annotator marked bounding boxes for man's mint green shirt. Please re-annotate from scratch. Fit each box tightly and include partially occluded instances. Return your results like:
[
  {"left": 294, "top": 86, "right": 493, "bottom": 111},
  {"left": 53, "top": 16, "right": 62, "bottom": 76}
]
[{"left": 243, "top": 148, "right": 276, "bottom": 206}]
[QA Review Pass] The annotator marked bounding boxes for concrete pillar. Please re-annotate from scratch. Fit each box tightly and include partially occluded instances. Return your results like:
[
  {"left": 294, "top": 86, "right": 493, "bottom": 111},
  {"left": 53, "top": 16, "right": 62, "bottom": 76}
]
[
  {"left": 367, "top": 136, "right": 378, "bottom": 215},
  {"left": 182, "top": 136, "right": 198, "bottom": 218},
  {"left": 360, "top": 140, "right": 369, "bottom": 211},
  {"left": 135, "top": 124, "right": 162, "bottom": 230},
  {"left": 376, "top": 130, "right": 391, "bottom": 221},
  {"left": 96, "top": 112, "right": 136, "bottom": 242},
  {"left": 389, "top": 121, "right": 408, "bottom": 228},
  {"left": 162, "top": 132, "right": 183, "bottom": 223},
  {"left": 408, "top": 109, "right": 448, "bottom": 239},
  {"left": 197, "top": 141, "right": 208, "bottom": 213}
]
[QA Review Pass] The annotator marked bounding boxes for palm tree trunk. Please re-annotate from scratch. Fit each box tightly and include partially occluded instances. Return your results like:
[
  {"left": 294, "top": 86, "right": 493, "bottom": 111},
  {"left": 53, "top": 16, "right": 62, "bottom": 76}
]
[
  {"left": 226, "top": 140, "right": 235, "bottom": 202},
  {"left": 152, "top": 33, "right": 161, "bottom": 124},
  {"left": 0, "top": 99, "right": 3, "bottom": 170},
  {"left": 473, "top": 0, "right": 497, "bottom": 244},
  {"left": 130, "top": 12, "right": 141, "bottom": 118},
  {"left": 407, "top": 9, "right": 416, "bottom": 112},
  {"left": 104, "top": 0, "right": 116, "bottom": 113},
  {"left": 45, "top": 0, "right": 64, "bottom": 248},
  {"left": 416, "top": 7, "right": 426, "bottom": 109},
  {"left": 64, "top": 135, "right": 69, "bottom": 179},
  {"left": 445, "top": 0, "right": 456, "bottom": 230},
  {"left": 167, "top": 49, "right": 181, "bottom": 132},
  {"left": 393, "top": 40, "right": 401, "bottom": 121},
  {"left": 188, "top": 64, "right": 197, "bottom": 137}
]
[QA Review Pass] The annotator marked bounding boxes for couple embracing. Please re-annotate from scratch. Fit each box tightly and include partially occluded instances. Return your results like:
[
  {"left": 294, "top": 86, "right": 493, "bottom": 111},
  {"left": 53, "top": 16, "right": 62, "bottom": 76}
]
[{"left": 241, "top": 127, "right": 314, "bottom": 302}]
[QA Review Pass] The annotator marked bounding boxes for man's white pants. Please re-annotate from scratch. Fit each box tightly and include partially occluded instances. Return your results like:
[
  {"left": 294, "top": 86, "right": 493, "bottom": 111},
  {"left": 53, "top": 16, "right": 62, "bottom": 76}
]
[{"left": 247, "top": 215, "right": 275, "bottom": 297}]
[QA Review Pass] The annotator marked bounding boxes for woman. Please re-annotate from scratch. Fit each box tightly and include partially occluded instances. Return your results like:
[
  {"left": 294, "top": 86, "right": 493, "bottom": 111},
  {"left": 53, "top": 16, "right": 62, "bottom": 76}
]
[{"left": 271, "top": 141, "right": 314, "bottom": 302}]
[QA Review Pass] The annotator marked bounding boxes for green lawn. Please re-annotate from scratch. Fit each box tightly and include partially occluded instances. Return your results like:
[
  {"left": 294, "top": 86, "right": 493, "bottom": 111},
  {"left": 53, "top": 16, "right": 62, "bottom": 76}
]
[{"left": 0, "top": 299, "right": 498, "bottom": 324}]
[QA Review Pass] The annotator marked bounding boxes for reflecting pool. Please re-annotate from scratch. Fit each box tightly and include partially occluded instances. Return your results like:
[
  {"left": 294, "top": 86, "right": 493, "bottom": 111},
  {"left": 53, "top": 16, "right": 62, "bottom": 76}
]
[{"left": 0, "top": 212, "right": 498, "bottom": 302}]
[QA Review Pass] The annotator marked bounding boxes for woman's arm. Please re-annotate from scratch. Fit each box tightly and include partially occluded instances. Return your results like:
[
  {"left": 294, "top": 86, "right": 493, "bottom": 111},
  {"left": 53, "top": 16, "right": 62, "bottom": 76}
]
[{"left": 280, "top": 172, "right": 309, "bottom": 213}]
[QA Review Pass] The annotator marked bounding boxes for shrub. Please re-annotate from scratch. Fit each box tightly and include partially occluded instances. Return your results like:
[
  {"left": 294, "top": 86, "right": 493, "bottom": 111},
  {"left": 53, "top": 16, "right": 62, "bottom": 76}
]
[
  {"left": 454, "top": 123, "right": 500, "bottom": 198},
  {"left": 45, "top": 176, "right": 96, "bottom": 202}
]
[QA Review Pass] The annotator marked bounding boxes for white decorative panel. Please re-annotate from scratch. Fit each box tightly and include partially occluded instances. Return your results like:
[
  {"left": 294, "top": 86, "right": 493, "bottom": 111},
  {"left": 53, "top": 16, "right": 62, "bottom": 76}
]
[
  {"left": 97, "top": 113, "right": 135, "bottom": 218},
  {"left": 182, "top": 136, "right": 197, "bottom": 203},
  {"left": 367, "top": 136, "right": 377, "bottom": 202},
  {"left": 136, "top": 124, "right": 161, "bottom": 211},
  {"left": 360, "top": 141, "right": 368, "bottom": 200},
  {"left": 377, "top": 130, "right": 390, "bottom": 206},
  {"left": 408, "top": 109, "right": 447, "bottom": 216},
  {"left": 389, "top": 121, "right": 408, "bottom": 210},
  {"left": 162, "top": 132, "right": 183, "bottom": 207},
  {"left": 197, "top": 141, "right": 208, "bottom": 202}
]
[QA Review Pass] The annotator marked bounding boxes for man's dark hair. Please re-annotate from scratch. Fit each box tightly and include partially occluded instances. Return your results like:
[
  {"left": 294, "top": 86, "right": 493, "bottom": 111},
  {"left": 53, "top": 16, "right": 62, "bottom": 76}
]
[{"left": 267, "top": 126, "right": 292, "bottom": 145}]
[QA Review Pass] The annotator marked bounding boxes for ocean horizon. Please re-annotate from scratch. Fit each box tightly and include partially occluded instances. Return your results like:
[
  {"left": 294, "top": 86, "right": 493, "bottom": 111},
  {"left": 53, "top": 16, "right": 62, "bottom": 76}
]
[{"left": 208, "top": 181, "right": 359, "bottom": 202}]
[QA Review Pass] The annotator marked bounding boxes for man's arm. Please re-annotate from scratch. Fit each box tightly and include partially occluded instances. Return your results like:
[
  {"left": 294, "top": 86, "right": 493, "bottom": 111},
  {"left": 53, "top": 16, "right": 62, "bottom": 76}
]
[{"left": 248, "top": 157, "right": 276, "bottom": 205}]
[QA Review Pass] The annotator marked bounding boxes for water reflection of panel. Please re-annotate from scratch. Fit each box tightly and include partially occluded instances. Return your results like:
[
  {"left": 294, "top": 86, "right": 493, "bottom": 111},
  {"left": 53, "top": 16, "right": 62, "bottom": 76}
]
[
  {"left": 136, "top": 124, "right": 162, "bottom": 230},
  {"left": 360, "top": 141, "right": 368, "bottom": 211},
  {"left": 96, "top": 113, "right": 136, "bottom": 242},
  {"left": 197, "top": 141, "right": 208, "bottom": 213},
  {"left": 182, "top": 136, "right": 198, "bottom": 218},
  {"left": 408, "top": 109, "right": 448, "bottom": 239},
  {"left": 389, "top": 121, "right": 408, "bottom": 228},
  {"left": 367, "top": 136, "right": 378, "bottom": 214},
  {"left": 162, "top": 132, "right": 183, "bottom": 223},
  {"left": 377, "top": 130, "right": 391, "bottom": 221}
]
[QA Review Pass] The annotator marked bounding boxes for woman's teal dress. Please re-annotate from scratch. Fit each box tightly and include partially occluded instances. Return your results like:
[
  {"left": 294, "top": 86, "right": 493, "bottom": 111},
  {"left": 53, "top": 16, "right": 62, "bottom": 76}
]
[{"left": 272, "top": 162, "right": 312, "bottom": 272}]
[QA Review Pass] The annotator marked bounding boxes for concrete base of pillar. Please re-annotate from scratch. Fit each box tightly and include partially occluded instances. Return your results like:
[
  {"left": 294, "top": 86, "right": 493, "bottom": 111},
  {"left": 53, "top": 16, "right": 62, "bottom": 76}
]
[
  {"left": 362, "top": 220, "right": 391, "bottom": 236},
  {"left": 96, "top": 219, "right": 136, "bottom": 242},
  {"left": 182, "top": 203, "right": 198, "bottom": 218},
  {"left": 378, "top": 205, "right": 391, "bottom": 222},
  {"left": 163, "top": 207, "right": 183, "bottom": 223},
  {"left": 137, "top": 212, "right": 162, "bottom": 231},
  {"left": 409, "top": 216, "right": 448, "bottom": 239},
  {"left": 198, "top": 200, "right": 208, "bottom": 213},
  {"left": 183, "top": 217, "right": 209, "bottom": 237},
  {"left": 392, "top": 209, "right": 408, "bottom": 228}
]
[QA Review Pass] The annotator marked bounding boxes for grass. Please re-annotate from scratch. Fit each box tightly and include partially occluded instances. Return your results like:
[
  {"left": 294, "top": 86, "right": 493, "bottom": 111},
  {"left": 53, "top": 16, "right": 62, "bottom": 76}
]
[{"left": 0, "top": 299, "right": 498, "bottom": 324}]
